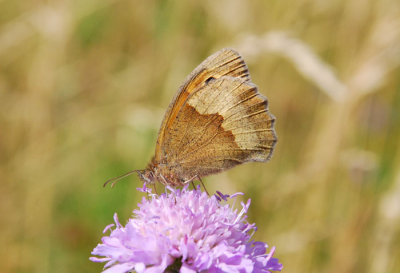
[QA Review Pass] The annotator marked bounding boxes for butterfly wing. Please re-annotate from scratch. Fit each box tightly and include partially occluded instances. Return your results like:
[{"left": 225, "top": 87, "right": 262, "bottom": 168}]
[
  {"left": 154, "top": 48, "right": 250, "bottom": 162},
  {"left": 160, "top": 76, "right": 277, "bottom": 180}
]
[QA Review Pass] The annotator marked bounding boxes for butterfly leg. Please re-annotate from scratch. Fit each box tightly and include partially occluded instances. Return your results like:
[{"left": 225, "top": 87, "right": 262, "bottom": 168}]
[
  {"left": 196, "top": 175, "right": 209, "bottom": 196},
  {"left": 183, "top": 176, "right": 197, "bottom": 185},
  {"left": 159, "top": 173, "right": 171, "bottom": 187},
  {"left": 182, "top": 176, "right": 209, "bottom": 195},
  {"left": 183, "top": 176, "right": 200, "bottom": 190},
  {"left": 153, "top": 183, "right": 158, "bottom": 195}
]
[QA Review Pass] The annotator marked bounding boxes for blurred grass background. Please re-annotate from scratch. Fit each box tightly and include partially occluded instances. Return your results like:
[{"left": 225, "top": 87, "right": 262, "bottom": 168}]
[{"left": 1, "top": 0, "right": 400, "bottom": 272}]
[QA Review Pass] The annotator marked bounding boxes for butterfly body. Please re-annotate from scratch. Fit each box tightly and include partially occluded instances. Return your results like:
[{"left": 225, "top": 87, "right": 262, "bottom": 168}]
[{"left": 137, "top": 48, "right": 277, "bottom": 187}]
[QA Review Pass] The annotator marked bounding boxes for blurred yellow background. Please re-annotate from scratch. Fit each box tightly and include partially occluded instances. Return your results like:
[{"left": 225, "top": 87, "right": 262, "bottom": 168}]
[{"left": 1, "top": 0, "right": 400, "bottom": 272}]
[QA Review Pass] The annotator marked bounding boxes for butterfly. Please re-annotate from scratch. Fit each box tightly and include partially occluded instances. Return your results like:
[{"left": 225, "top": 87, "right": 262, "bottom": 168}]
[{"left": 106, "top": 48, "right": 277, "bottom": 188}]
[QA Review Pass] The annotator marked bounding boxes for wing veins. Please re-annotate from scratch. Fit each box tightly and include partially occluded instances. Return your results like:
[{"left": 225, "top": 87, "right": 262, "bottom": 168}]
[
  {"left": 221, "top": 63, "right": 248, "bottom": 77},
  {"left": 223, "top": 109, "right": 270, "bottom": 127},
  {"left": 173, "top": 79, "right": 226, "bottom": 155},
  {"left": 215, "top": 55, "right": 241, "bottom": 69},
  {"left": 178, "top": 157, "right": 244, "bottom": 165},
  {"left": 221, "top": 96, "right": 265, "bottom": 123},
  {"left": 176, "top": 79, "right": 246, "bottom": 157},
  {"left": 177, "top": 130, "right": 221, "bottom": 162},
  {"left": 204, "top": 141, "right": 274, "bottom": 149},
  {"left": 219, "top": 92, "right": 258, "bottom": 117},
  {"left": 232, "top": 128, "right": 274, "bottom": 134}
]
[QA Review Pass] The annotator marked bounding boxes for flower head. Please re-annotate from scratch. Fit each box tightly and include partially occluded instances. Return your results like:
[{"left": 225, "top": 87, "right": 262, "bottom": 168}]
[{"left": 90, "top": 187, "right": 282, "bottom": 273}]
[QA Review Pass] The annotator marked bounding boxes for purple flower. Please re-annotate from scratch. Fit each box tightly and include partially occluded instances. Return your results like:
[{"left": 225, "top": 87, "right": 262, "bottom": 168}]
[{"left": 90, "top": 187, "right": 282, "bottom": 273}]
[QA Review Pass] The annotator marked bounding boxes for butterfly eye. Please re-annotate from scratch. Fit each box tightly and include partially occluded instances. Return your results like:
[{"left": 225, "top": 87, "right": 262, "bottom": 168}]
[{"left": 205, "top": 77, "right": 216, "bottom": 85}]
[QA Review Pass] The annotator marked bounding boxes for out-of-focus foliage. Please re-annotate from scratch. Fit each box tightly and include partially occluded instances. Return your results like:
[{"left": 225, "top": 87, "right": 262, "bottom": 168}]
[{"left": 1, "top": 0, "right": 399, "bottom": 273}]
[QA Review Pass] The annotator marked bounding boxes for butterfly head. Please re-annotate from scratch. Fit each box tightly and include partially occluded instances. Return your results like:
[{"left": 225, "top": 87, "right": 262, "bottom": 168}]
[{"left": 136, "top": 169, "right": 156, "bottom": 185}]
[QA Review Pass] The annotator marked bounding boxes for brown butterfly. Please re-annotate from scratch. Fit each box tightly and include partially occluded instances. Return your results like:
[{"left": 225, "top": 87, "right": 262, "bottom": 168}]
[{"left": 106, "top": 48, "right": 277, "bottom": 188}]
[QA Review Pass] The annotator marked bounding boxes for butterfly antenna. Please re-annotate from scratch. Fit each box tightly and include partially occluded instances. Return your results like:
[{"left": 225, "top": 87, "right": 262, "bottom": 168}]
[{"left": 103, "top": 170, "right": 140, "bottom": 188}]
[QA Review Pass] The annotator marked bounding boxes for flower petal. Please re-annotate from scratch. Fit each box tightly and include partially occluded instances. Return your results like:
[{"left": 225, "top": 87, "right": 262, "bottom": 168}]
[{"left": 90, "top": 187, "right": 282, "bottom": 272}]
